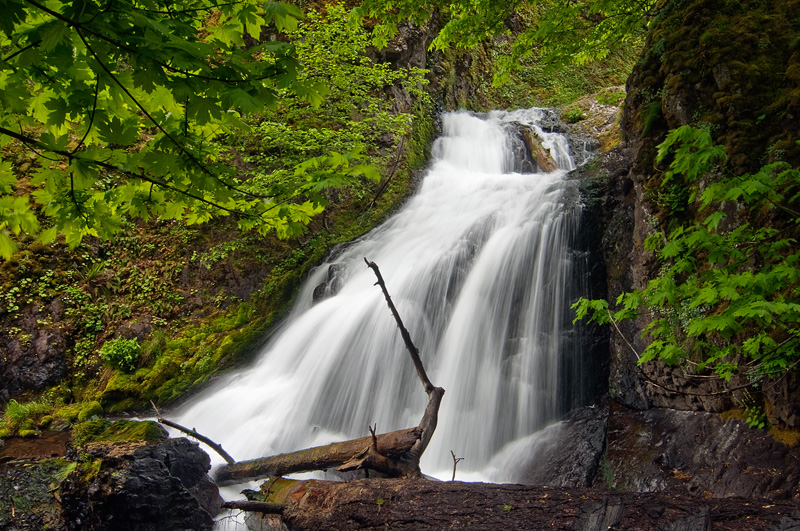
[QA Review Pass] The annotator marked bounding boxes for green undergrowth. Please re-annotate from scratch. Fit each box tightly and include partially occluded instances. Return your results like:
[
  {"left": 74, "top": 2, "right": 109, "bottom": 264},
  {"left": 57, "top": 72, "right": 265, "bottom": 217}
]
[{"left": 0, "top": 397, "right": 108, "bottom": 438}]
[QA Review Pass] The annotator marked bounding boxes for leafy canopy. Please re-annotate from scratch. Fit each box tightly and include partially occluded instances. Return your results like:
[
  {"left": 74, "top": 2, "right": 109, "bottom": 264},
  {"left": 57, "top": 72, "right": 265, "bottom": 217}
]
[
  {"left": 573, "top": 125, "right": 800, "bottom": 384},
  {"left": 231, "top": 3, "right": 428, "bottom": 237},
  {"left": 0, "top": 0, "right": 381, "bottom": 258},
  {"left": 354, "top": 0, "right": 657, "bottom": 84}
]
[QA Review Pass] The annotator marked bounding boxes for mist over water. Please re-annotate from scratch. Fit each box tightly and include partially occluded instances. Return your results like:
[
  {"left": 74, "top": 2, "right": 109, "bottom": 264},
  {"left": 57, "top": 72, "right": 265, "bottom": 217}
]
[{"left": 176, "top": 108, "right": 591, "bottom": 483}]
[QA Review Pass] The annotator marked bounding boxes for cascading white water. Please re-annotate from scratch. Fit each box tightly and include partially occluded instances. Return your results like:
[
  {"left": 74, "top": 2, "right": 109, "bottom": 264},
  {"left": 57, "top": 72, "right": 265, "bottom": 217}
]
[{"left": 175, "top": 108, "right": 590, "bottom": 482}]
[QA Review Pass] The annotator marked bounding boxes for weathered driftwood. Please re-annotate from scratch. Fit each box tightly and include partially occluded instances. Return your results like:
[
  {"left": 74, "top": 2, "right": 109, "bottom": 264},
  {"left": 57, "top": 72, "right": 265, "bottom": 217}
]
[
  {"left": 214, "top": 427, "right": 421, "bottom": 486},
  {"left": 215, "top": 259, "right": 444, "bottom": 487}
]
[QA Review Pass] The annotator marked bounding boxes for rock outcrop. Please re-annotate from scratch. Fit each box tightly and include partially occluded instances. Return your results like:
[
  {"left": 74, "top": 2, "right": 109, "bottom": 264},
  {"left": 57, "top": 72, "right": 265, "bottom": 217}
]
[{"left": 1, "top": 431, "right": 221, "bottom": 531}]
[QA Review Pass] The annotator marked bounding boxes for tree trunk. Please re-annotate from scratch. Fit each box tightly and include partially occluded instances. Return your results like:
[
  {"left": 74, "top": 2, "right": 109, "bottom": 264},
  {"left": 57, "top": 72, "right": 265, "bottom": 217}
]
[{"left": 245, "top": 477, "right": 800, "bottom": 531}]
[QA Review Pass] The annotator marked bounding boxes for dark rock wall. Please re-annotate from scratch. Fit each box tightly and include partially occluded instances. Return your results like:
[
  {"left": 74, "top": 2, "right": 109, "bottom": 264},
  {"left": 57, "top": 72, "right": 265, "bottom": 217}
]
[
  {"left": 601, "top": 0, "right": 800, "bottom": 417},
  {"left": 59, "top": 437, "right": 222, "bottom": 531},
  {"left": 1, "top": 436, "right": 221, "bottom": 531},
  {"left": 604, "top": 402, "right": 800, "bottom": 500}
]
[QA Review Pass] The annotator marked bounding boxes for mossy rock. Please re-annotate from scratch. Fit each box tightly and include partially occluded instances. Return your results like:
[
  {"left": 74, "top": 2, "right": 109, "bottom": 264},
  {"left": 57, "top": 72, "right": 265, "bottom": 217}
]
[
  {"left": 78, "top": 401, "right": 103, "bottom": 422},
  {"left": 73, "top": 419, "right": 167, "bottom": 446},
  {"left": 55, "top": 404, "right": 82, "bottom": 423}
]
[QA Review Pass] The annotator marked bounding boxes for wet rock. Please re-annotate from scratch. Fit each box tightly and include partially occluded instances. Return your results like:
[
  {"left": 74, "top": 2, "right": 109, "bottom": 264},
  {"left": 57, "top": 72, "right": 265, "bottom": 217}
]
[
  {"left": 0, "top": 459, "right": 70, "bottom": 531},
  {"left": 1, "top": 328, "right": 67, "bottom": 398},
  {"left": 312, "top": 264, "right": 343, "bottom": 303},
  {"left": 603, "top": 401, "right": 800, "bottom": 500},
  {"left": 61, "top": 437, "right": 222, "bottom": 531},
  {"left": 764, "top": 371, "right": 800, "bottom": 428},
  {"left": 517, "top": 401, "right": 609, "bottom": 487}
]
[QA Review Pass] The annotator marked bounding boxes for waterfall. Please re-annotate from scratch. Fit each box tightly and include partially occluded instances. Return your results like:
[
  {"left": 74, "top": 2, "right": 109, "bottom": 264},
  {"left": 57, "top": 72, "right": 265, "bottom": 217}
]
[{"left": 175, "top": 108, "right": 593, "bottom": 482}]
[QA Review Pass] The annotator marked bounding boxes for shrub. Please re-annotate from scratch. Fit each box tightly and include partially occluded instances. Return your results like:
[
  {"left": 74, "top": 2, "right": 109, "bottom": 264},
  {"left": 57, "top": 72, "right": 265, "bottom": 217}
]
[
  {"left": 99, "top": 338, "right": 141, "bottom": 372},
  {"left": 564, "top": 108, "right": 586, "bottom": 123}
]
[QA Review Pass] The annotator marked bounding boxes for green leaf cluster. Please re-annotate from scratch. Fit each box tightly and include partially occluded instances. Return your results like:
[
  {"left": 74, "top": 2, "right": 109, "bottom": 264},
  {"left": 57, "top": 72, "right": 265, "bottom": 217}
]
[
  {"left": 99, "top": 337, "right": 141, "bottom": 373},
  {"left": 575, "top": 126, "right": 800, "bottom": 383},
  {"left": 0, "top": 0, "right": 390, "bottom": 258},
  {"left": 229, "top": 3, "right": 428, "bottom": 238}
]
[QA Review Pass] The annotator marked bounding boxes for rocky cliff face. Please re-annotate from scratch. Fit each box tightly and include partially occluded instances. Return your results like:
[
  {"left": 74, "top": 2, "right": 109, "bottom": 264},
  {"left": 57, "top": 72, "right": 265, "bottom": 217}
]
[
  {"left": 572, "top": 0, "right": 800, "bottom": 502},
  {"left": 600, "top": 0, "right": 800, "bottom": 418}
]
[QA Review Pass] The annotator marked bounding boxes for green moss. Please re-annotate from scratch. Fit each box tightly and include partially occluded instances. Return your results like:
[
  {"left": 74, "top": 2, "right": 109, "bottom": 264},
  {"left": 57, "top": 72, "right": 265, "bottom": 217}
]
[
  {"left": 72, "top": 419, "right": 166, "bottom": 446},
  {"left": 55, "top": 404, "right": 82, "bottom": 423},
  {"left": 642, "top": 101, "right": 664, "bottom": 135},
  {"left": 72, "top": 419, "right": 111, "bottom": 446},
  {"left": 77, "top": 401, "right": 103, "bottom": 422}
]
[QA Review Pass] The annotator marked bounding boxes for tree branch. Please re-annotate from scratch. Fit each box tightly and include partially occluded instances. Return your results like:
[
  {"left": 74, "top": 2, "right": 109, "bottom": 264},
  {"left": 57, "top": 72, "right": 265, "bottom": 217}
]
[
  {"left": 151, "top": 401, "right": 236, "bottom": 464},
  {"left": 221, "top": 500, "right": 284, "bottom": 514},
  {"left": 364, "top": 258, "right": 445, "bottom": 462},
  {"left": 364, "top": 257, "right": 434, "bottom": 392}
]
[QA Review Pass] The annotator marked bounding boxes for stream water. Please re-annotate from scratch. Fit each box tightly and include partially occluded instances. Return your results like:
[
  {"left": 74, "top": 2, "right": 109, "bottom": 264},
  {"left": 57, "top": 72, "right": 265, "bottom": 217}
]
[{"left": 175, "top": 109, "right": 594, "bottom": 490}]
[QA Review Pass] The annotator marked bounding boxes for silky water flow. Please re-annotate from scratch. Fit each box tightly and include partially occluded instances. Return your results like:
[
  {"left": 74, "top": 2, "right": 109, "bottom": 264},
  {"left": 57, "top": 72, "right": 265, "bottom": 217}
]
[{"left": 175, "top": 109, "right": 596, "bottom": 490}]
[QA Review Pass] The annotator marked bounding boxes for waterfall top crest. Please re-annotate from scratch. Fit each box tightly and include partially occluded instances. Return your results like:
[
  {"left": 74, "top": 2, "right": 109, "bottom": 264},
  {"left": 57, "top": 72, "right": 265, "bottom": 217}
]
[{"left": 431, "top": 109, "right": 574, "bottom": 174}]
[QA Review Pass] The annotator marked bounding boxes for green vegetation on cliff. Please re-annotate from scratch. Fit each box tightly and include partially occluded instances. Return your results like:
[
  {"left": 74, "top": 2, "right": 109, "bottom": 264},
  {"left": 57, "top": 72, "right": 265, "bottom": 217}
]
[
  {"left": 575, "top": 126, "right": 800, "bottom": 388},
  {"left": 575, "top": 0, "right": 800, "bottom": 426}
]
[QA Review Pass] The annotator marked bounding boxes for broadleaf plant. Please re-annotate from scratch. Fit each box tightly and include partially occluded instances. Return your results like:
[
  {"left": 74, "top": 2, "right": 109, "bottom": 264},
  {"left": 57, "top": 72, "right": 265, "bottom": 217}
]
[
  {"left": 0, "top": 0, "right": 398, "bottom": 257},
  {"left": 573, "top": 125, "right": 800, "bottom": 385}
]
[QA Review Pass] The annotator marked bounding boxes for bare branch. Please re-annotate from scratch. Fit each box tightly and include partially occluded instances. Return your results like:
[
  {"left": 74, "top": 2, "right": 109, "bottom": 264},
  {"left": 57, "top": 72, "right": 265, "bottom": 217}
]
[
  {"left": 151, "top": 400, "right": 236, "bottom": 464},
  {"left": 450, "top": 450, "right": 464, "bottom": 481},
  {"left": 221, "top": 500, "right": 284, "bottom": 514},
  {"left": 364, "top": 257, "right": 435, "bottom": 392}
]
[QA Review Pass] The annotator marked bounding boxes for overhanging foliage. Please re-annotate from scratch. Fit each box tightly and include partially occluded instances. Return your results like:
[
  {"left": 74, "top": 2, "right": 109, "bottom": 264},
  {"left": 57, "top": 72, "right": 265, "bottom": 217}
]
[{"left": 0, "top": 0, "right": 390, "bottom": 258}]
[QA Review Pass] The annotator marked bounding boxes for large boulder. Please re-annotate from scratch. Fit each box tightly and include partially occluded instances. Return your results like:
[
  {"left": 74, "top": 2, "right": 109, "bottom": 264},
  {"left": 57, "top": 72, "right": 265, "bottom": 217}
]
[{"left": 60, "top": 436, "right": 222, "bottom": 531}]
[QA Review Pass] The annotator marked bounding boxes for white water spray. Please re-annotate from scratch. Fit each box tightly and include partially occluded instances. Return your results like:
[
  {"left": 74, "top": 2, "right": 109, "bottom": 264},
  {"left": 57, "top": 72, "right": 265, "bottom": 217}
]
[{"left": 176, "top": 108, "right": 591, "bottom": 483}]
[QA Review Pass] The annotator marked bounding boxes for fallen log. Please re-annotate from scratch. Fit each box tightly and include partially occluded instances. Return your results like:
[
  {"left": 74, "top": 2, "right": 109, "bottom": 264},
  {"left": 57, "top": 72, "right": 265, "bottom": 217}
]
[
  {"left": 520, "top": 127, "right": 559, "bottom": 172},
  {"left": 247, "top": 477, "right": 800, "bottom": 531},
  {"left": 214, "top": 427, "right": 421, "bottom": 486}
]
